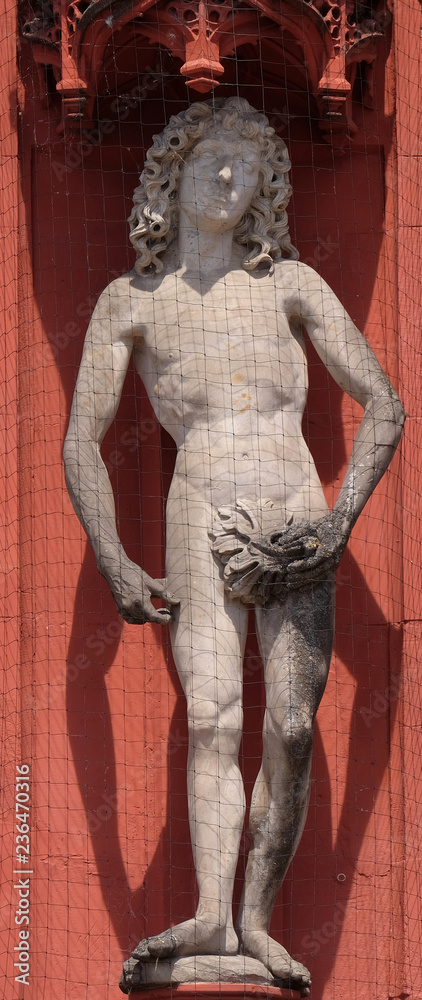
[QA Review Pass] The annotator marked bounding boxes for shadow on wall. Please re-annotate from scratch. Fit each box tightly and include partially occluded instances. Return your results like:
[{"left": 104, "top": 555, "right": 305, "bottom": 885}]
[{"left": 65, "top": 542, "right": 401, "bottom": 995}]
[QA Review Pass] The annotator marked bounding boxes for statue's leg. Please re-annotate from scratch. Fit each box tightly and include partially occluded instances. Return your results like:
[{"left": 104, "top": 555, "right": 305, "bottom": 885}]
[
  {"left": 132, "top": 502, "right": 249, "bottom": 961},
  {"left": 237, "top": 578, "right": 335, "bottom": 993}
]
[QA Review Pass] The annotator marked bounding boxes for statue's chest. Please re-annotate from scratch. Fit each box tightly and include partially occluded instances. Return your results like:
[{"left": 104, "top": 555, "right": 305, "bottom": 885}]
[{"left": 135, "top": 285, "right": 297, "bottom": 381}]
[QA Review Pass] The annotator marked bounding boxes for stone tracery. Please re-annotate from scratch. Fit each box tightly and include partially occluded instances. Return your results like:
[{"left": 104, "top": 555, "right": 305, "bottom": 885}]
[{"left": 20, "top": 0, "right": 389, "bottom": 145}]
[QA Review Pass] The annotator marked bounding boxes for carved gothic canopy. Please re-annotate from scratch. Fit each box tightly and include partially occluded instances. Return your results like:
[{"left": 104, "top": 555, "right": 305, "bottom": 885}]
[{"left": 20, "top": 0, "right": 388, "bottom": 146}]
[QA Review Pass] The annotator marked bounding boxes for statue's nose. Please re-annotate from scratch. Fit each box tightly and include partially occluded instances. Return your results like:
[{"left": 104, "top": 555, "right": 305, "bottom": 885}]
[{"left": 218, "top": 164, "right": 232, "bottom": 184}]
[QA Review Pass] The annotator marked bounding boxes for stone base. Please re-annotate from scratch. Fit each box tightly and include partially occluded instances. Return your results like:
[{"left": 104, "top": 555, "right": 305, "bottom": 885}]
[{"left": 119, "top": 955, "right": 302, "bottom": 995}]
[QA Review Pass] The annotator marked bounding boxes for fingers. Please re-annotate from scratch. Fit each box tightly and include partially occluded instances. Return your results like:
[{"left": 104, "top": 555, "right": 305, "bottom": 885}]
[
  {"left": 117, "top": 598, "right": 175, "bottom": 626},
  {"left": 160, "top": 591, "right": 180, "bottom": 607},
  {"left": 271, "top": 522, "right": 310, "bottom": 546},
  {"left": 149, "top": 577, "right": 180, "bottom": 606},
  {"left": 286, "top": 540, "right": 340, "bottom": 575},
  {"left": 283, "top": 538, "right": 319, "bottom": 560},
  {"left": 117, "top": 602, "right": 148, "bottom": 625},
  {"left": 285, "top": 552, "right": 336, "bottom": 588},
  {"left": 114, "top": 575, "right": 180, "bottom": 626},
  {"left": 153, "top": 607, "right": 175, "bottom": 624},
  {"left": 287, "top": 550, "right": 328, "bottom": 574}
]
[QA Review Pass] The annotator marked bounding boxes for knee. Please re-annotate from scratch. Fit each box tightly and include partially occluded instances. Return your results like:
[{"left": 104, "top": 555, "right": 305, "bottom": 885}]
[
  {"left": 269, "top": 710, "right": 314, "bottom": 761},
  {"left": 283, "top": 721, "right": 313, "bottom": 760},
  {"left": 187, "top": 699, "right": 243, "bottom": 753}
]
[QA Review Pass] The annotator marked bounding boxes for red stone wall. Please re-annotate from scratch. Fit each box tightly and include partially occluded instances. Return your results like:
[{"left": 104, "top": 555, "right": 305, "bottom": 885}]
[{"left": 1, "top": 2, "right": 421, "bottom": 998}]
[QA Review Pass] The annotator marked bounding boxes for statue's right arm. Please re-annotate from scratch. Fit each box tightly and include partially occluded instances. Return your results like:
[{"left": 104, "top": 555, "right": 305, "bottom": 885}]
[{"left": 63, "top": 279, "right": 179, "bottom": 626}]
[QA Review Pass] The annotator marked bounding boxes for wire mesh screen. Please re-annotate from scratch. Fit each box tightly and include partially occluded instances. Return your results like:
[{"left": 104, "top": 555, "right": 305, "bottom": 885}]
[{"left": 1, "top": 0, "right": 421, "bottom": 998}]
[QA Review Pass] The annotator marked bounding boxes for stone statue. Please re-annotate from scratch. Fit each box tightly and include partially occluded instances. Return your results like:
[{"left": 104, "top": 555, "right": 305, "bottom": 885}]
[{"left": 63, "top": 98, "right": 405, "bottom": 995}]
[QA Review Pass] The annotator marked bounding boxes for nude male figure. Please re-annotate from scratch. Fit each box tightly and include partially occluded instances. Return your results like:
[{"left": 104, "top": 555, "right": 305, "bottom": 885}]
[{"left": 63, "top": 98, "right": 404, "bottom": 994}]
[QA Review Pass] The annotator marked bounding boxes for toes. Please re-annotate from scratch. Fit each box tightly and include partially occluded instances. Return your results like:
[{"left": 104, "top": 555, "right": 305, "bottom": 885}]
[
  {"left": 146, "top": 933, "right": 177, "bottom": 959},
  {"left": 240, "top": 930, "right": 311, "bottom": 995},
  {"left": 131, "top": 938, "right": 152, "bottom": 961},
  {"left": 271, "top": 958, "right": 311, "bottom": 992},
  {"left": 130, "top": 932, "right": 178, "bottom": 962},
  {"left": 291, "top": 960, "right": 310, "bottom": 980},
  {"left": 285, "top": 967, "right": 311, "bottom": 994},
  {"left": 119, "top": 956, "right": 145, "bottom": 994},
  {"left": 269, "top": 957, "right": 292, "bottom": 979}
]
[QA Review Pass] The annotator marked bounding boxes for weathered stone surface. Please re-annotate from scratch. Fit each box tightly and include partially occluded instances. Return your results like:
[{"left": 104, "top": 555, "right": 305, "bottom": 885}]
[{"left": 119, "top": 954, "right": 287, "bottom": 993}]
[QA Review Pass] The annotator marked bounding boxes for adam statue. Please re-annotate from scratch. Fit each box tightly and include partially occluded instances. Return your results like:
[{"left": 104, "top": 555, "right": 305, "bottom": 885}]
[{"left": 63, "top": 99, "right": 404, "bottom": 995}]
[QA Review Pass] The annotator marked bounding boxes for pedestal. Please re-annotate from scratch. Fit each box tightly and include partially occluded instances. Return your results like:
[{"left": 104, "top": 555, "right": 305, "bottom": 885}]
[
  {"left": 126, "top": 988, "right": 301, "bottom": 1000},
  {"left": 119, "top": 956, "right": 303, "bottom": 996}
]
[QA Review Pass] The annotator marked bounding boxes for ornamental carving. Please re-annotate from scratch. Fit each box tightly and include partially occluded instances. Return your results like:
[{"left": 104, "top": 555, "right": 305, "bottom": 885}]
[{"left": 20, "top": 0, "right": 388, "bottom": 146}]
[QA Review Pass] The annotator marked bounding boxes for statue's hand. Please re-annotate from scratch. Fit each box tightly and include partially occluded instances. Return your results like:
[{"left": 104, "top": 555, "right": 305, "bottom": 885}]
[
  {"left": 101, "top": 557, "right": 180, "bottom": 625},
  {"left": 270, "top": 511, "right": 349, "bottom": 589}
]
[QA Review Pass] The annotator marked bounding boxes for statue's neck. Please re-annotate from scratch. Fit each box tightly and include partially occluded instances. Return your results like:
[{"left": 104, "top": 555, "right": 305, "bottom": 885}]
[{"left": 177, "top": 213, "right": 239, "bottom": 278}]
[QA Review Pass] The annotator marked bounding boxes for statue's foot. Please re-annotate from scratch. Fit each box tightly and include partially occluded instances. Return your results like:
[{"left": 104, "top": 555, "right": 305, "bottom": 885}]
[
  {"left": 239, "top": 929, "right": 311, "bottom": 996},
  {"left": 131, "top": 917, "right": 239, "bottom": 961}
]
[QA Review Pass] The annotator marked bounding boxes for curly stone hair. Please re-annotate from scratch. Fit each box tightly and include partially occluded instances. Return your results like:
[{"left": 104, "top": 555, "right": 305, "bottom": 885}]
[{"left": 128, "top": 98, "right": 298, "bottom": 274}]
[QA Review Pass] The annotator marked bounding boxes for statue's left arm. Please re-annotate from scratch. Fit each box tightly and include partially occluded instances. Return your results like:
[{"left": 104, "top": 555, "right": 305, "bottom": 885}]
[{"left": 279, "top": 265, "right": 406, "bottom": 587}]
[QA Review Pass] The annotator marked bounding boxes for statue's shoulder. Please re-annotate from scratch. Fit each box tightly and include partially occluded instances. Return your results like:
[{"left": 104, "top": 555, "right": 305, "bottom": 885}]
[
  {"left": 273, "top": 259, "right": 319, "bottom": 290},
  {"left": 272, "top": 260, "right": 328, "bottom": 308},
  {"left": 97, "top": 268, "right": 168, "bottom": 315},
  {"left": 102, "top": 269, "right": 143, "bottom": 300},
  {"left": 94, "top": 271, "right": 134, "bottom": 310}
]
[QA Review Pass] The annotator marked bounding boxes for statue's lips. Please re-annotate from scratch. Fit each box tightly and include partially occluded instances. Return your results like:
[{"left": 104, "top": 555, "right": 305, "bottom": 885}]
[{"left": 201, "top": 195, "right": 239, "bottom": 218}]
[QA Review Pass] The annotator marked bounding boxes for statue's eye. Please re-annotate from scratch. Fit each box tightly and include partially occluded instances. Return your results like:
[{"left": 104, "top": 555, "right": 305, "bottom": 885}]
[{"left": 192, "top": 143, "right": 222, "bottom": 161}]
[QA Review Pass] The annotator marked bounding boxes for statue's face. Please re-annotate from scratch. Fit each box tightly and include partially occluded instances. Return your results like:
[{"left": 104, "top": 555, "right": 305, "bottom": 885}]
[{"left": 178, "top": 126, "right": 262, "bottom": 234}]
